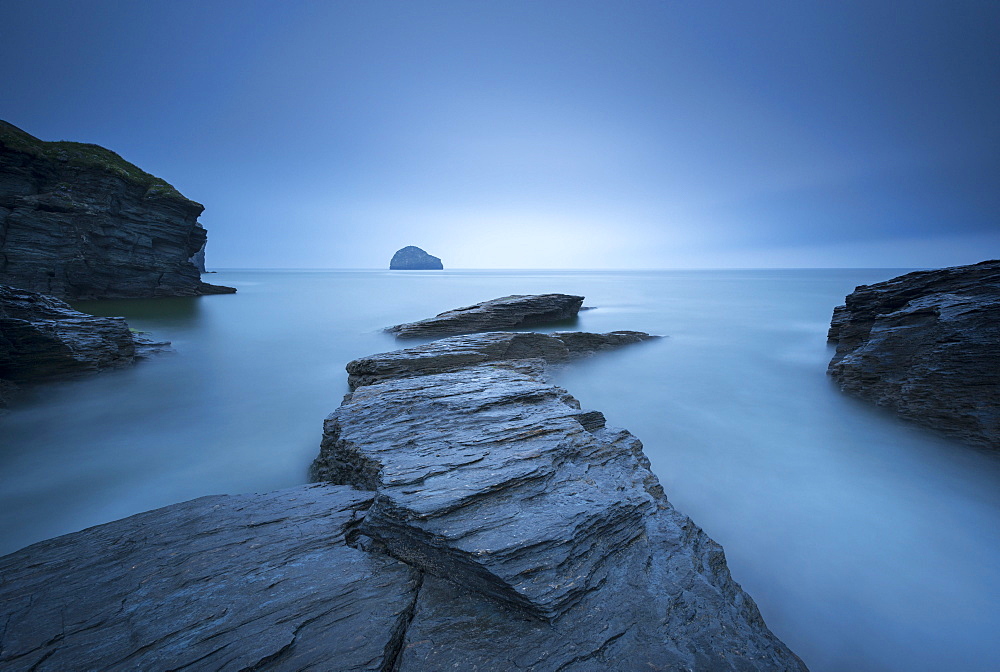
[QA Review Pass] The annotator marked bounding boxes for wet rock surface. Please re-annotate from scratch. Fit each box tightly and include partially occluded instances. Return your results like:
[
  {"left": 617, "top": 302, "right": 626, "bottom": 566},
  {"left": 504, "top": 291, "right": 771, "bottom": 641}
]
[
  {"left": 0, "top": 120, "right": 234, "bottom": 299},
  {"left": 347, "top": 329, "right": 657, "bottom": 389},
  {"left": 387, "top": 293, "right": 585, "bottom": 339},
  {"left": 0, "top": 484, "right": 422, "bottom": 671},
  {"left": 313, "top": 332, "right": 807, "bottom": 670},
  {"left": 828, "top": 259, "right": 1000, "bottom": 449},
  {"left": 0, "top": 321, "right": 806, "bottom": 670},
  {"left": 389, "top": 245, "right": 443, "bottom": 270},
  {"left": 0, "top": 284, "right": 168, "bottom": 406}
]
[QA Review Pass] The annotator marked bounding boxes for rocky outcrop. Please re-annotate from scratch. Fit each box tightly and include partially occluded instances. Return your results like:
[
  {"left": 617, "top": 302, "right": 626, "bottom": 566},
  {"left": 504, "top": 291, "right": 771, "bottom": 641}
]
[
  {"left": 312, "top": 331, "right": 807, "bottom": 670},
  {"left": 0, "top": 284, "right": 167, "bottom": 408},
  {"left": 0, "top": 120, "right": 234, "bottom": 299},
  {"left": 389, "top": 245, "right": 443, "bottom": 270},
  {"left": 387, "top": 293, "right": 585, "bottom": 339},
  {"left": 0, "top": 484, "right": 423, "bottom": 671},
  {"left": 347, "top": 329, "right": 656, "bottom": 389},
  {"left": 0, "top": 325, "right": 807, "bottom": 670},
  {"left": 828, "top": 259, "right": 1000, "bottom": 449}
]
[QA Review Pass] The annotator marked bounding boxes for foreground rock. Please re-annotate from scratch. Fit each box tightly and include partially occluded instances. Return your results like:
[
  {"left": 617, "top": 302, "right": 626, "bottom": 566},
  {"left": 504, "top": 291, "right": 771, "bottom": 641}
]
[
  {"left": 0, "top": 284, "right": 167, "bottom": 407},
  {"left": 828, "top": 259, "right": 1000, "bottom": 449},
  {"left": 0, "top": 485, "right": 422, "bottom": 671},
  {"left": 0, "top": 327, "right": 806, "bottom": 670},
  {"left": 389, "top": 245, "right": 443, "bottom": 270},
  {"left": 313, "top": 332, "right": 807, "bottom": 670},
  {"left": 388, "top": 293, "right": 585, "bottom": 338},
  {"left": 0, "top": 120, "right": 235, "bottom": 299}
]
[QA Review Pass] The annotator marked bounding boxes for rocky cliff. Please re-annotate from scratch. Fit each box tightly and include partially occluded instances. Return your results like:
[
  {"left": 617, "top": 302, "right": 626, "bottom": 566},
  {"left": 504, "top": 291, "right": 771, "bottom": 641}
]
[
  {"left": 828, "top": 260, "right": 1000, "bottom": 449},
  {"left": 0, "top": 120, "right": 234, "bottom": 299},
  {"left": 389, "top": 245, "right": 443, "bottom": 270}
]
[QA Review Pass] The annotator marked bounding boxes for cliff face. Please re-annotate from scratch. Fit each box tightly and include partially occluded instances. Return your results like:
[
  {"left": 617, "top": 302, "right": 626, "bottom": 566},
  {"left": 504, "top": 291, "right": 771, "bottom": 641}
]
[
  {"left": 828, "top": 260, "right": 1000, "bottom": 450},
  {"left": 0, "top": 121, "right": 234, "bottom": 299}
]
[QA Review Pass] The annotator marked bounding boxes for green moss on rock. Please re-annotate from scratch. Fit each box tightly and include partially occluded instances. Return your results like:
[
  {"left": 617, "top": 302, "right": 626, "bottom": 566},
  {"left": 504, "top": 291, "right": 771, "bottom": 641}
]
[{"left": 0, "top": 120, "right": 195, "bottom": 204}]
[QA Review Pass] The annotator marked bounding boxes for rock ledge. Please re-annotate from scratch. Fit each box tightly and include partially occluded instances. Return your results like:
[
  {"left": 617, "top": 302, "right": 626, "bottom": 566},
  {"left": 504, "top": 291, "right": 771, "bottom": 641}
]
[{"left": 388, "top": 293, "right": 585, "bottom": 339}]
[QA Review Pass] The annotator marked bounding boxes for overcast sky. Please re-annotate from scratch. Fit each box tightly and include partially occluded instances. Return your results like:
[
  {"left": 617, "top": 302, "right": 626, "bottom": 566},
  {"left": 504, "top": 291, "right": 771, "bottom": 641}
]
[{"left": 2, "top": 0, "right": 997, "bottom": 269}]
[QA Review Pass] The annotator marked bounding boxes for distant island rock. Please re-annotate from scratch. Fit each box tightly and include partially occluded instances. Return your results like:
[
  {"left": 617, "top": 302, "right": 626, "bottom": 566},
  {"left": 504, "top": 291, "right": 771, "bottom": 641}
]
[
  {"left": 0, "top": 284, "right": 168, "bottom": 409},
  {"left": 389, "top": 245, "right": 443, "bottom": 270},
  {"left": 387, "top": 293, "right": 585, "bottom": 338},
  {"left": 828, "top": 259, "right": 1000, "bottom": 449},
  {"left": 0, "top": 120, "right": 234, "bottom": 299}
]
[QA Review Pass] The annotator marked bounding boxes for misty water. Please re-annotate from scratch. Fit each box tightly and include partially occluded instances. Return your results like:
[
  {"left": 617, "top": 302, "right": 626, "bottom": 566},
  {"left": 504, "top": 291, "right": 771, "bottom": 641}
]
[{"left": 2, "top": 269, "right": 999, "bottom": 671}]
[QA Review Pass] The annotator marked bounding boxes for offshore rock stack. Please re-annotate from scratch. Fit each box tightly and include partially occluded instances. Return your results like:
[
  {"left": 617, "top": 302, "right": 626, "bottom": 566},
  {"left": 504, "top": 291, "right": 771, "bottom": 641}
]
[{"left": 389, "top": 245, "right": 443, "bottom": 270}]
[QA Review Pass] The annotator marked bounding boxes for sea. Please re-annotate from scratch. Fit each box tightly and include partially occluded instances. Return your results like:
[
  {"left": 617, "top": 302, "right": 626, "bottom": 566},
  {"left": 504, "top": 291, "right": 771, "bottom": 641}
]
[{"left": 2, "top": 269, "right": 998, "bottom": 672}]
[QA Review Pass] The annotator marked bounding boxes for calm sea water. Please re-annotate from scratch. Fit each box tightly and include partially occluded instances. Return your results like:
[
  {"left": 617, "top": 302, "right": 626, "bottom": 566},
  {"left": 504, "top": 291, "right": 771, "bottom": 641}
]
[{"left": 2, "top": 269, "right": 999, "bottom": 672}]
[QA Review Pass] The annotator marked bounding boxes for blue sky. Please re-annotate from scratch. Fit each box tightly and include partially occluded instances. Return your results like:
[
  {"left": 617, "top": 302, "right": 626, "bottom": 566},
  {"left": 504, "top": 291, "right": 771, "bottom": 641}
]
[{"left": 2, "top": 0, "right": 997, "bottom": 268}]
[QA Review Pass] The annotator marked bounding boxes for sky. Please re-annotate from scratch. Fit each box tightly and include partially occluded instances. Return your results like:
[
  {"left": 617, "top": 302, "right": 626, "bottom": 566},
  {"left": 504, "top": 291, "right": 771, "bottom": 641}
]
[{"left": 2, "top": 0, "right": 998, "bottom": 269}]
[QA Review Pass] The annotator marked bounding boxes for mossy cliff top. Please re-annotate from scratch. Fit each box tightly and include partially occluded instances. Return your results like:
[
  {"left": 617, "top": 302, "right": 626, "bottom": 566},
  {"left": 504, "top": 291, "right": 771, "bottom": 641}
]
[{"left": 0, "top": 120, "right": 197, "bottom": 205}]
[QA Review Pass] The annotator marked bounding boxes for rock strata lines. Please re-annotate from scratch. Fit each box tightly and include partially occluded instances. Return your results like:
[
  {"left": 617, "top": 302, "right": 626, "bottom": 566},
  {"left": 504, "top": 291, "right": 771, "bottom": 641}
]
[
  {"left": 0, "top": 325, "right": 808, "bottom": 669},
  {"left": 0, "top": 120, "right": 234, "bottom": 299},
  {"left": 828, "top": 259, "right": 1000, "bottom": 449},
  {"left": 387, "top": 293, "right": 585, "bottom": 339},
  {"left": 313, "top": 330, "right": 808, "bottom": 670}
]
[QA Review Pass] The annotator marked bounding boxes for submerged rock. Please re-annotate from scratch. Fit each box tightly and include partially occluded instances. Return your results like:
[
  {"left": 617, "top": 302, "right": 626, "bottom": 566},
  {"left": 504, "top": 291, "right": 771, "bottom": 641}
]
[
  {"left": 0, "top": 284, "right": 168, "bottom": 407},
  {"left": 312, "top": 331, "right": 807, "bottom": 670},
  {"left": 389, "top": 245, "right": 443, "bottom": 270},
  {"left": 0, "top": 484, "right": 422, "bottom": 671},
  {"left": 828, "top": 259, "right": 1000, "bottom": 449},
  {"left": 387, "top": 293, "right": 585, "bottom": 339},
  {"left": 0, "top": 120, "right": 235, "bottom": 299}
]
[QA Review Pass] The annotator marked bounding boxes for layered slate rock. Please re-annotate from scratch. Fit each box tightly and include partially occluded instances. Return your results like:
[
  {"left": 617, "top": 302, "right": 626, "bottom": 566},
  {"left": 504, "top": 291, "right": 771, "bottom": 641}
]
[
  {"left": 0, "top": 284, "right": 167, "bottom": 406},
  {"left": 387, "top": 293, "right": 585, "bottom": 339},
  {"left": 347, "top": 329, "right": 656, "bottom": 389},
  {"left": 0, "top": 120, "right": 235, "bottom": 299},
  {"left": 0, "top": 327, "right": 806, "bottom": 670},
  {"left": 0, "top": 484, "right": 422, "bottom": 671},
  {"left": 389, "top": 245, "right": 443, "bottom": 270},
  {"left": 312, "top": 333, "right": 807, "bottom": 670},
  {"left": 828, "top": 259, "right": 1000, "bottom": 449}
]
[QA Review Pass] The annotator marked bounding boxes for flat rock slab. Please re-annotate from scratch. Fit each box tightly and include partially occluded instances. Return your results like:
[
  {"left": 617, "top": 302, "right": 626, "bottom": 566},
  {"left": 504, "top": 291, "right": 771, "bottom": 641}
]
[
  {"left": 828, "top": 259, "right": 1000, "bottom": 449},
  {"left": 347, "top": 329, "right": 656, "bottom": 389},
  {"left": 387, "top": 293, "right": 585, "bottom": 339},
  {"left": 314, "top": 347, "right": 806, "bottom": 669},
  {"left": 0, "top": 484, "right": 422, "bottom": 672}
]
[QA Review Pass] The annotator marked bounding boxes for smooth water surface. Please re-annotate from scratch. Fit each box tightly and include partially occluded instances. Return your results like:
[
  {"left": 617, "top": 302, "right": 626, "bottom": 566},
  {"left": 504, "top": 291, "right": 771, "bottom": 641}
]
[{"left": 2, "top": 269, "right": 998, "bottom": 672}]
